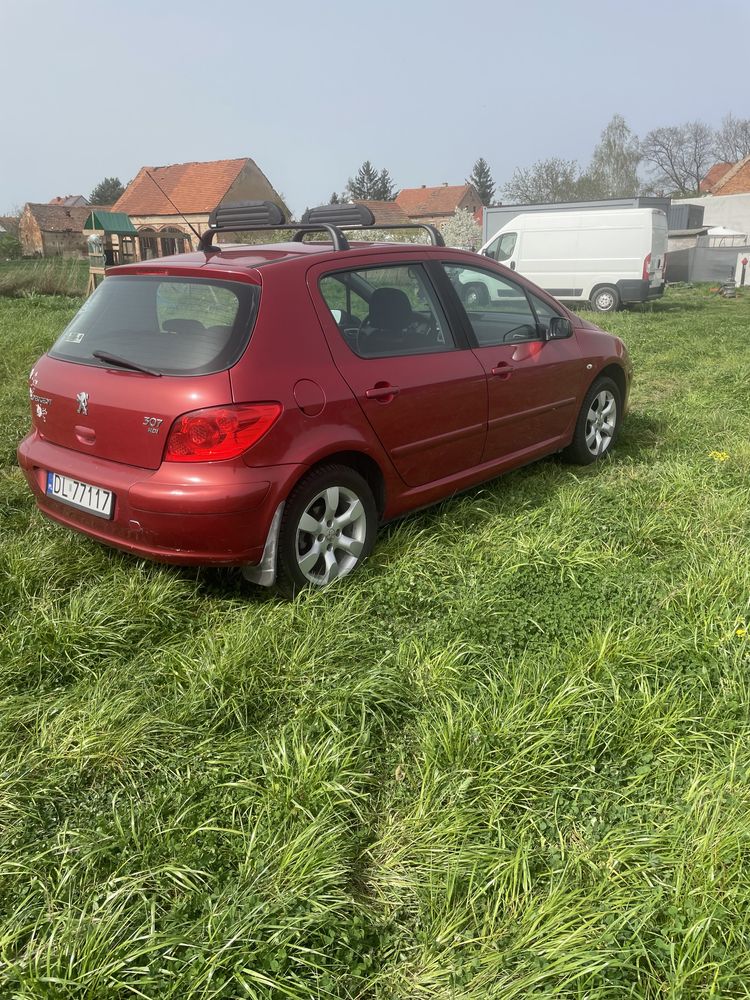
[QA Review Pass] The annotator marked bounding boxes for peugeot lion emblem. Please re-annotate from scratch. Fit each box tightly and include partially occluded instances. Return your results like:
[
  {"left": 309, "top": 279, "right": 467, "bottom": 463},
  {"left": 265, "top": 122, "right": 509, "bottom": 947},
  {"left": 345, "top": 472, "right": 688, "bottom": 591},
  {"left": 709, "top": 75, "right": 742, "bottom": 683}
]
[{"left": 76, "top": 391, "right": 89, "bottom": 416}]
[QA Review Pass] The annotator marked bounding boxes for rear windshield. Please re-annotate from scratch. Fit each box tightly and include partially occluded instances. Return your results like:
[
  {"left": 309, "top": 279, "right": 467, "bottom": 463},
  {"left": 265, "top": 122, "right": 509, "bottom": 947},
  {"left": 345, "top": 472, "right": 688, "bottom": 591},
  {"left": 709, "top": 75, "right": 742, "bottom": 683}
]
[{"left": 49, "top": 276, "right": 259, "bottom": 376}]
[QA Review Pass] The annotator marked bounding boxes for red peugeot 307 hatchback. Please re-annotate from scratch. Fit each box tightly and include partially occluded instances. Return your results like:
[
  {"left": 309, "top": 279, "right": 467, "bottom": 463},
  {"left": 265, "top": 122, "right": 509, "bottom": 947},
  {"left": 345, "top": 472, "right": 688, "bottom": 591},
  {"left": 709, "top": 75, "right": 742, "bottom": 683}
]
[{"left": 18, "top": 201, "right": 632, "bottom": 595}]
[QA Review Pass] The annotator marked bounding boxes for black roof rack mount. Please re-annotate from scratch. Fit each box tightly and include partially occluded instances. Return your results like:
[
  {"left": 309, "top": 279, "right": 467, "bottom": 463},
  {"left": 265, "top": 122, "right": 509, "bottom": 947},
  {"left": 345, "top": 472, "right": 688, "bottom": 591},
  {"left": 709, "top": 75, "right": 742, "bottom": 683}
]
[{"left": 198, "top": 200, "right": 447, "bottom": 253}]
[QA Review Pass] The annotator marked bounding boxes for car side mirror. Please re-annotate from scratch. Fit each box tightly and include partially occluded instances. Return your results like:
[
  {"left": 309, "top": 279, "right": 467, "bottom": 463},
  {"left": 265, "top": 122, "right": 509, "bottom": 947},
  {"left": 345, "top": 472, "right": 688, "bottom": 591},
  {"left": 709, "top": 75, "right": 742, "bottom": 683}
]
[{"left": 545, "top": 316, "right": 572, "bottom": 340}]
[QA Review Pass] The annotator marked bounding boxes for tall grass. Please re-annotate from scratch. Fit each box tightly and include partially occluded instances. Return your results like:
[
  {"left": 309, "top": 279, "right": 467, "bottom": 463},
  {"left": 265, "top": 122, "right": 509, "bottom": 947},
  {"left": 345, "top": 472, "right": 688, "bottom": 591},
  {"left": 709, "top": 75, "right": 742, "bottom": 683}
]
[
  {"left": 0, "top": 287, "right": 749, "bottom": 997},
  {"left": 0, "top": 257, "right": 88, "bottom": 297}
]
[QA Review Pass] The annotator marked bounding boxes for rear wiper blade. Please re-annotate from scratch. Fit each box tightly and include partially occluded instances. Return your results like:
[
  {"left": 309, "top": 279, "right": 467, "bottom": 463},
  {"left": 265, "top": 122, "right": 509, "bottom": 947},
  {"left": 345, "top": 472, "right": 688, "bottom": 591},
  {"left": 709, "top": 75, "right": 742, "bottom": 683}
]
[{"left": 92, "top": 350, "right": 162, "bottom": 377}]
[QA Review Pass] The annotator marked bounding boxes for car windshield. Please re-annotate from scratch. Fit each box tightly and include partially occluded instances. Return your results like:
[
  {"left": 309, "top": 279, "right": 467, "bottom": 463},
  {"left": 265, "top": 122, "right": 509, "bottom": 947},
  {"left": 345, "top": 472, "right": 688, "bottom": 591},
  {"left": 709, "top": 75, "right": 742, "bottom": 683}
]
[{"left": 49, "top": 276, "right": 259, "bottom": 376}]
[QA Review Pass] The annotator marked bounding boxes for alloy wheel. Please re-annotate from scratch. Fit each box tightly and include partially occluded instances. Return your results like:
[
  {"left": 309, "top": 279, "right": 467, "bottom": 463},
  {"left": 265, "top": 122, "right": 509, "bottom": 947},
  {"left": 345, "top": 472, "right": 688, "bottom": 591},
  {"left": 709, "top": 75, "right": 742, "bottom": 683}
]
[
  {"left": 295, "top": 485, "right": 367, "bottom": 585},
  {"left": 584, "top": 389, "right": 617, "bottom": 457}
]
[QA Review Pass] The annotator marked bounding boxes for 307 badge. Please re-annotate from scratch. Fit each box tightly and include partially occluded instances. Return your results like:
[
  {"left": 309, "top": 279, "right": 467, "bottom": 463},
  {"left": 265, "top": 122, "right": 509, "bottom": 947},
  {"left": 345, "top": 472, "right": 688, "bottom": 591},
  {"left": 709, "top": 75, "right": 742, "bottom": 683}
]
[{"left": 143, "top": 416, "right": 164, "bottom": 434}]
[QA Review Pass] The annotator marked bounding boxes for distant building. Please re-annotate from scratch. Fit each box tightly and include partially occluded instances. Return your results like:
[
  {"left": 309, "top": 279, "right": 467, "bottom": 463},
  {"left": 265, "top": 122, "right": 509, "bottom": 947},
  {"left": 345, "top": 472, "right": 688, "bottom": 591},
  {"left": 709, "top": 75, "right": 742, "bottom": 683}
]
[
  {"left": 700, "top": 157, "right": 750, "bottom": 196},
  {"left": 395, "top": 183, "right": 483, "bottom": 227},
  {"left": 351, "top": 199, "right": 412, "bottom": 226},
  {"left": 112, "top": 157, "right": 289, "bottom": 256},
  {"left": 48, "top": 195, "right": 89, "bottom": 207},
  {"left": 19, "top": 203, "right": 110, "bottom": 257}
]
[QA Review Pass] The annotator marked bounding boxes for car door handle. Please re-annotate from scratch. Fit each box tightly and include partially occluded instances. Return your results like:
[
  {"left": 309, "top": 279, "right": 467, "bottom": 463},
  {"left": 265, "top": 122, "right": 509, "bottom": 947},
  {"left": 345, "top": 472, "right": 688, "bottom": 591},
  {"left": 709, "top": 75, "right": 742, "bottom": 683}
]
[
  {"left": 365, "top": 383, "right": 400, "bottom": 401},
  {"left": 491, "top": 363, "right": 514, "bottom": 379}
]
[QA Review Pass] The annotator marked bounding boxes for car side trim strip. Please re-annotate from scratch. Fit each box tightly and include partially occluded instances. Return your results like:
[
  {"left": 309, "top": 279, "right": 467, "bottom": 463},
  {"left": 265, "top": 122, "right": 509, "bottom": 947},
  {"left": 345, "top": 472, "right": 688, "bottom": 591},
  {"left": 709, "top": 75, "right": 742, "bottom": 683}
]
[
  {"left": 390, "top": 420, "right": 486, "bottom": 459},
  {"left": 487, "top": 397, "right": 577, "bottom": 431}
]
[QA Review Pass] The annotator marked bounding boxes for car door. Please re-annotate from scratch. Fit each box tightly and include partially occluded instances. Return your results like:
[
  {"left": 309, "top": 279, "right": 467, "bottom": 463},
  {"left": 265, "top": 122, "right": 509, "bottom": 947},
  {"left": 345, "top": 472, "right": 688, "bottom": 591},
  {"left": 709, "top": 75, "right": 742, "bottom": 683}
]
[
  {"left": 310, "top": 258, "right": 487, "bottom": 488},
  {"left": 438, "top": 261, "right": 585, "bottom": 463}
]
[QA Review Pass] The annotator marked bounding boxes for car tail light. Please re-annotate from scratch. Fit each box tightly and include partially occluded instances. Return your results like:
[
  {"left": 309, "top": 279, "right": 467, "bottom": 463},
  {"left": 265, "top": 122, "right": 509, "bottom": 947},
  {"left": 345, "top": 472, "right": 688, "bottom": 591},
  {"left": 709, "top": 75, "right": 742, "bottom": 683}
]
[
  {"left": 642, "top": 253, "right": 652, "bottom": 280},
  {"left": 165, "top": 403, "right": 282, "bottom": 462}
]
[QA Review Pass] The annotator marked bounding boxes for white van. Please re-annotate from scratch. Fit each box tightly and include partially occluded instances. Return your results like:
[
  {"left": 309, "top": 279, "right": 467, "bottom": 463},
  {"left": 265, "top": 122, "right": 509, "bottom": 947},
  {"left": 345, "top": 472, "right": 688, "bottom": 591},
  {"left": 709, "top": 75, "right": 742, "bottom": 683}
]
[{"left": 480, "top": 208, "right": 667, "bottom": 312}]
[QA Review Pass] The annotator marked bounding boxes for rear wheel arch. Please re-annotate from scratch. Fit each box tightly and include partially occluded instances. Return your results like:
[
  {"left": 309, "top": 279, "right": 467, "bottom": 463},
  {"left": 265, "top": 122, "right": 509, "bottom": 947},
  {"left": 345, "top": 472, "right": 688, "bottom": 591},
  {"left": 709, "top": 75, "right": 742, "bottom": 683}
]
[{"left": 288, "top": 450, "right": 386, "bottom": 518}]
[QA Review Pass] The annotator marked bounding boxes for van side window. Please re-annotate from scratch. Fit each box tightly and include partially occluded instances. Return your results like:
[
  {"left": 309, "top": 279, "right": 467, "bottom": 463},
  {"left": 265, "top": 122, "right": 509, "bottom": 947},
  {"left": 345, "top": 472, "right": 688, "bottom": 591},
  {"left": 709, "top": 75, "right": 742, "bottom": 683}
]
[
  {"left": 444, "top": 265, "right": 541, "bottom": 345},
  {"left": 483, "top": 236, "right": 500, "bottom": 260},
  {"left": 496, "top": 232, "right": 517, "bottom": 262}
]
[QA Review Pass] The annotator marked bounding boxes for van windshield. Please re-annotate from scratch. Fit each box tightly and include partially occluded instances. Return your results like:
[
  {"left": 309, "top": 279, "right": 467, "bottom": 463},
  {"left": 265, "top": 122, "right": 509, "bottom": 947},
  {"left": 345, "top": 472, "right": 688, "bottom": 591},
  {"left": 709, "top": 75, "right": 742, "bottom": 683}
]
[{"left": 49, "top": 276, "right": 259, "bottom": 376}]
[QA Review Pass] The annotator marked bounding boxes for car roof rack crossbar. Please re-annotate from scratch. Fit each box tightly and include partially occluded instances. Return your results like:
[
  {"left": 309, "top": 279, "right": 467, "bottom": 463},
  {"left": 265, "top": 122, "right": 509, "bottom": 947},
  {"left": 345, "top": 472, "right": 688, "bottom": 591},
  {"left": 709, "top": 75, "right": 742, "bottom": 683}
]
[
  {"left": 298, "top": 204, "right": 445, "bottom": 246},
  {"left": 199, "top": 200, "right": 289, "bottom": 252},
  {"left": 198, "top": 200, "right": 446, "bottom": 253}
]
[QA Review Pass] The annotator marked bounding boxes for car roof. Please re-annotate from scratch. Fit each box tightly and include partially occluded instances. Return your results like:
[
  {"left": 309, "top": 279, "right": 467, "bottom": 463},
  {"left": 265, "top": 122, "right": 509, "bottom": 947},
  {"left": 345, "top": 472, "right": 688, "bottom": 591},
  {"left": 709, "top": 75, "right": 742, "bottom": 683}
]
[{"left": 107, "top": 240, "right": 461, "bottom": 280}]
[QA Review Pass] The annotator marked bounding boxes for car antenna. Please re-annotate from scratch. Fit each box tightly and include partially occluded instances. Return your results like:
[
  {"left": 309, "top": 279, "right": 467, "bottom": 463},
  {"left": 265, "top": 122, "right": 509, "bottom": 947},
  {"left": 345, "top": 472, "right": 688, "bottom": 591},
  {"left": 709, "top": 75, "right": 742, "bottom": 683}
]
[{"left": 144, "top": 169, "right": 201, "bottom": 242}]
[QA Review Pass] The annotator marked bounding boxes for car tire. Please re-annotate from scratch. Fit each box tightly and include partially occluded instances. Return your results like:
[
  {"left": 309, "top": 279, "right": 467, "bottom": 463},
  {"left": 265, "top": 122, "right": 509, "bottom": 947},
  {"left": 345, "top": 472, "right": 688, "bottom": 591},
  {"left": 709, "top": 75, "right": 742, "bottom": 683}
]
[
  {"left": 463, "top": 282, "right": 490, "bottom": 307},
  {"left": 275, "top": 464, "right": 378, "bottom": 596},
  {"left": 562, "top": 376, "right": 621, "bottom": 465},
  {"left": 590, "top": 285, "right": 620, "bottom": 313}
]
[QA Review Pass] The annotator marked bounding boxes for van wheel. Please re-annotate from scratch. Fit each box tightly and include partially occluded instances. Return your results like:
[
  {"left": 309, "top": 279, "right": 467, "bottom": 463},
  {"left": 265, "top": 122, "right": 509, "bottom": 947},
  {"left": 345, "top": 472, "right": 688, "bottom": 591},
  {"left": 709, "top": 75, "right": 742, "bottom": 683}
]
[
  {"left": 590, "top": 286, "right": 620, "bottom": 313},
  {"left": 275, "top": 464, "right": 377, "bottom": 597},
  {"left": 562, "top": 376, "right": 621, "bottom": 465}
]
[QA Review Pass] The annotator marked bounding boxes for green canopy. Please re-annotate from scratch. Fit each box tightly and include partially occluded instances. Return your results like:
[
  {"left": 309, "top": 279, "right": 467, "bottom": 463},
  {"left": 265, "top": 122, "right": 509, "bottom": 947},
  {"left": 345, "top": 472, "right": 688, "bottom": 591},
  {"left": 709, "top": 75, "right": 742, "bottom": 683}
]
[{"left": 83, "top": 211, "right": 137, "bottom": 234}]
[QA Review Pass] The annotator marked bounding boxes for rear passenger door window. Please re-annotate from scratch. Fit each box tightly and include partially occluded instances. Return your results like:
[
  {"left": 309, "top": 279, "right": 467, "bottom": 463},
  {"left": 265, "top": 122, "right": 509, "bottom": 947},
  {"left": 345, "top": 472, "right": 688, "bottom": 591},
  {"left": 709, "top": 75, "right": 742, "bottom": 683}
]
[{"left": 319, "top": 264, "right": 455, "bottom": 358}]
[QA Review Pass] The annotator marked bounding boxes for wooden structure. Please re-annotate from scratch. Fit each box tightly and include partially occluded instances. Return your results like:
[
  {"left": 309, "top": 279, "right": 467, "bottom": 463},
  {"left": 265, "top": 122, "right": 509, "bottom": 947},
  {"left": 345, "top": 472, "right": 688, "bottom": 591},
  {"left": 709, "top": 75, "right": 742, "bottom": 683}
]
[{"left": 83, "top": 210, "right": 138, "bottom": 294}]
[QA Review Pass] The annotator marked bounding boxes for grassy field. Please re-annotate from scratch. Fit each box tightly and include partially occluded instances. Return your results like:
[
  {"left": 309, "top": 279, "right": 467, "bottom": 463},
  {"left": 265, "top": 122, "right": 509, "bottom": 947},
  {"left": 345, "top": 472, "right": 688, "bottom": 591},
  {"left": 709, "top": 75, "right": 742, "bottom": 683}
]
[
  {"left": 0, "top": 287, "right": 749, "bottom": 998},
  {"left": 0, "top": 258, "right": 89, "bottom": 298}
]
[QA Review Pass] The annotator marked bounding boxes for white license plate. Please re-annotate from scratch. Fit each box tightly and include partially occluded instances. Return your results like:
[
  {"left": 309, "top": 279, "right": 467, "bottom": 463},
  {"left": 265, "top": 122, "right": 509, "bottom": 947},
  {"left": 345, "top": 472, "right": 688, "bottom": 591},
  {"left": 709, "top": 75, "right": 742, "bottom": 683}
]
[{"left": 45, "top": 472, "right": 114, "bottom": 519}]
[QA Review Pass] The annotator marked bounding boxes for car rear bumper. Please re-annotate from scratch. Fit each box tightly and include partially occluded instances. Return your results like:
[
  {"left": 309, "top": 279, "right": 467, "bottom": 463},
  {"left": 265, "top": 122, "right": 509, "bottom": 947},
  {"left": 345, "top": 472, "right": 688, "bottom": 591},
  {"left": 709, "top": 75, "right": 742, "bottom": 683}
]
[
  {"left": 17, "top": 431, "right": 302, "bottom": 567},
  {"left": 617, "top": 278, "right": 665, "bottom": 303}
]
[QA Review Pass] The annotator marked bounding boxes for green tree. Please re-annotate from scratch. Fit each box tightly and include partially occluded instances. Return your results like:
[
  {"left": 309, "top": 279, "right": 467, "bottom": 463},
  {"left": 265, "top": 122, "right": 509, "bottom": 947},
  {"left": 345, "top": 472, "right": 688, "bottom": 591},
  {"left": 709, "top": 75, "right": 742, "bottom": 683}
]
[
  {"left": 329, "top": 192, "right": 341, "bottom": 204},
  {"left": 0, "top": 233, "right": 22, "bottom": 259},
  {"left": 89, "top": 177, "right": 126, "bottom": 205},
  {"left": 468, "top": 157, "right": 495, "bottom": 206},
  {"left": 376, "top": 168, "right": 396, "bottom": 201},
  {"left": 588, "top": 114, "right": 641, "bottom": 198},
  {"left": 345, "top": 162, "right": 396, "bottom": 201}
]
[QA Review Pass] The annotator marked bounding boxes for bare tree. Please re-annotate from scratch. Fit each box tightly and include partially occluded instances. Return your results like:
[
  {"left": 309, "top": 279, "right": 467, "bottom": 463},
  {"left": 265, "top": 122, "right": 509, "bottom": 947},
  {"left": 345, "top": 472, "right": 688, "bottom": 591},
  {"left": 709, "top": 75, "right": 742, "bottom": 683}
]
[
  {"left": 502, "top": 157, "right": 582, "bottom": 204},
  {"left": 713, "top": 113, "right": 750, "bottom": 164},
  {"left": 641, "top": 121, "right": 714, "bottom": 196}
]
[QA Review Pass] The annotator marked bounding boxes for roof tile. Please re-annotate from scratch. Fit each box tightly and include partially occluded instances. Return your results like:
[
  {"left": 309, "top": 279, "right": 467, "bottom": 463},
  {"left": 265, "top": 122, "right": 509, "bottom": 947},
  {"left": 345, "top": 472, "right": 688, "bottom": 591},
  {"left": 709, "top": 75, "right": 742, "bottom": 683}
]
[
  {"left": 710, "top": 155, "right": 750, "bottom": 195},
  {"left": 113, "top": 158, "right": 248, "bottom": 216},
  {"left": 395, "top": 184, "right": 478, "bottom": 217},
  {"left": 700, "top": 162, "right": 734, "bottom": 192},
  {"left": 352, "top": 199, "right": 412, "bottom": 224}
]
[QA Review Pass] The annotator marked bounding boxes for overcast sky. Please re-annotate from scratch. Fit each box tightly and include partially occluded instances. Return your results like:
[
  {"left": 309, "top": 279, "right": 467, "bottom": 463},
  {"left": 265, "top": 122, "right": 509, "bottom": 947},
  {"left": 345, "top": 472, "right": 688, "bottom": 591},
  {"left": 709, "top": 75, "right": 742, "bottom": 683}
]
[{"left": 2, "top": 0, "right": 748, "bottom": 217}]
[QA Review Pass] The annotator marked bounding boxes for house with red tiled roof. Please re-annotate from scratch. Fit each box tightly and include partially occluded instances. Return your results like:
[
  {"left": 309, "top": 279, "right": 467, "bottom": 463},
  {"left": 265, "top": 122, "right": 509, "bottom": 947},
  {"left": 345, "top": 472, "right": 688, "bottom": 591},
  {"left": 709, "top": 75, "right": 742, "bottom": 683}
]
[
  {"left": 48, "top": 195, "right": 89, "bottom": 207},
  {"left": 700, "top": 158, "right": 750, "bottom": 195},
  {"left": 112, "top": 157, "right": 289, "bottom": 256},
  {"left": 352, "top": 199, "right": 412, "bottom": 226},
  {"left": 395, "top": 183, "right": 482, "bottom": 226}
]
